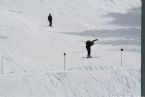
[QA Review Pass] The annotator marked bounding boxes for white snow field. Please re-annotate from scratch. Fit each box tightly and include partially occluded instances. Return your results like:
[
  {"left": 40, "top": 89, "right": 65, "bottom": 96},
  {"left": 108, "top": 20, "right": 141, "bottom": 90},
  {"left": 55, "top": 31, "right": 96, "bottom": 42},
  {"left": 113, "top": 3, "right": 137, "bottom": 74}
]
[{"left": 0, "top": 0, "right": 141, "bottom": 97}]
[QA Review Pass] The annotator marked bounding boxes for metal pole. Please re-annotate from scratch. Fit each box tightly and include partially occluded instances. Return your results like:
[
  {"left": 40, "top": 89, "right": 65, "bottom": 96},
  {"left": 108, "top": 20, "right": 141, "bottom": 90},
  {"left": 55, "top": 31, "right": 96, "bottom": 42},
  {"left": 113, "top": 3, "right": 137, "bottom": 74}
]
[
  {"left": 64, "top": 53, "right": 66, "bottom": 71},
  {"left": 121, "top": 51, "right": 122, "bottom": 67},
  {"left": 1, "top": 56, "right": 3, "bottom": 74},
  {"left": 121, "top": 48, "right": 123, "bottom": 67}
]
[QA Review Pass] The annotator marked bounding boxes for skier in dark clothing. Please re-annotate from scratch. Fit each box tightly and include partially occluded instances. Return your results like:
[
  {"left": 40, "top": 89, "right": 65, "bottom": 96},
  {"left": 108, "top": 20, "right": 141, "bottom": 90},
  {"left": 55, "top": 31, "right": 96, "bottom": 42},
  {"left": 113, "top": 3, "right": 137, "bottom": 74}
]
[
  {"left": 48, "top": 13, "right": 52, "bottom": 27},
  {"left": 86, "top": 39, "right": 98, "bottom": 58}
]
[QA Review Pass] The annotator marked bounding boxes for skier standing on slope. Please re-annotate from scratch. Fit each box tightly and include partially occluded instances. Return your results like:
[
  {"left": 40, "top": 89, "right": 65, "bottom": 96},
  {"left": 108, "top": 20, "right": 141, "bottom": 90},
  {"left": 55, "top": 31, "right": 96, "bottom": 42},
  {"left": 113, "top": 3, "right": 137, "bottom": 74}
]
[
  {"left": 86, "top": 39, "right": 98, "bottom": 58},
  {"left": 48, "top": 13, "right": 52, "bottom": 27}
]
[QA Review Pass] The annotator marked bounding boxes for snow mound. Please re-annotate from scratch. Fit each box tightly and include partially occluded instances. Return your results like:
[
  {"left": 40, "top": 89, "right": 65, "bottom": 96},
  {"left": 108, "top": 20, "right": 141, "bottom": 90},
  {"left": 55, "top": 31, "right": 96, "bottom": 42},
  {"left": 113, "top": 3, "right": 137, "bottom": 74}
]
[{"left": 0, "top": 68, "right": 140, "bottom": 97}]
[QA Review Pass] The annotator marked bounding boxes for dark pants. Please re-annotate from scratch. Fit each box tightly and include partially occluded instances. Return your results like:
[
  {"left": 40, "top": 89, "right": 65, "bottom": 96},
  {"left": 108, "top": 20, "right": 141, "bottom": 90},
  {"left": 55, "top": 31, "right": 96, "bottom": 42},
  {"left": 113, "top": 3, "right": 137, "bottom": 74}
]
[
  {"left": 86, "top": 46, "right": 91, "bottom": 57},
  {"left": 49, "top": 20, "right": 52, "bottom": 27}
]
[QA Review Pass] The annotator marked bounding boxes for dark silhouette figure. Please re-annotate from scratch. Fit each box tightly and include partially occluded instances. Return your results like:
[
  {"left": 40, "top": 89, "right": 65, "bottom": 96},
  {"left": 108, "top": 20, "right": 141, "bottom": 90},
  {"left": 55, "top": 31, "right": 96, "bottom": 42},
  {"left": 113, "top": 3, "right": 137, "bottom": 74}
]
[
  {"left": 86, "top": 39, "right": 98, "bottom": 58},
  {"left": 48, "top": 13, "right": 52, "bottom": 27}
]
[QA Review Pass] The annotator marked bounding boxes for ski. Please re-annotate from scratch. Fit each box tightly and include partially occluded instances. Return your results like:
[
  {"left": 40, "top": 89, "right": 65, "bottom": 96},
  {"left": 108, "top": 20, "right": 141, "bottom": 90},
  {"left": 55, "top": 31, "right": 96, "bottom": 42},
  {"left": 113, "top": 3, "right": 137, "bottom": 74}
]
[{"left": 82, "top": 56, "right": 100, "bottom": 59}]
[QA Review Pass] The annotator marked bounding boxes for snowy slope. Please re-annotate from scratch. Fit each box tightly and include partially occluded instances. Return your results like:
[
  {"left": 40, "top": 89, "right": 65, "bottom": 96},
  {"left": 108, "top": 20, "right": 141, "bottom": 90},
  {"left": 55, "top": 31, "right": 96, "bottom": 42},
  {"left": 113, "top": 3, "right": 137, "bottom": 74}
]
[
  {"left": 0, "top": 69, "right": 141, "bottom": 97},
  {"left": 0, "top": 0, "right": 141, "bottom": 97}
]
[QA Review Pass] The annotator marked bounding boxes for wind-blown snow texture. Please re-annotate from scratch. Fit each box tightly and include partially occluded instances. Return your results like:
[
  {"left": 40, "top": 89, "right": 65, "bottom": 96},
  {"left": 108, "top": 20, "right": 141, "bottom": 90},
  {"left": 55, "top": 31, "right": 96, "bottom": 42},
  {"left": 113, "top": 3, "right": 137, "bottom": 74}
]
[{"left": 0, "top": 0, "right": 141, "bottom": 97}]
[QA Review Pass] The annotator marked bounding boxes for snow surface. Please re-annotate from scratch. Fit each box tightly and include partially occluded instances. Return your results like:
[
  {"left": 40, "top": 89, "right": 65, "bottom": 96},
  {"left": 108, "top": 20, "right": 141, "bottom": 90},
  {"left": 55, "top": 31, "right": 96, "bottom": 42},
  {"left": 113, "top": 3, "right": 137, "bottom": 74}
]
[{"left": 0, "top": 0, "right": 141, "bottom": 97}]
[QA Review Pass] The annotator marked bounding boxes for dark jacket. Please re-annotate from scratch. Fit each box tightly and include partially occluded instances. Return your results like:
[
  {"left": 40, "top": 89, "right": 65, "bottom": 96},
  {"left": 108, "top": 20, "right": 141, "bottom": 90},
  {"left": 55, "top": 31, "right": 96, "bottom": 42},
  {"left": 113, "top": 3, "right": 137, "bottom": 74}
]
[
  {"left": 86, "top": 40, "right": 94, "bottom": 48},
  {"left": 48, "top": 14, "right": 52, "bottom": 21}
]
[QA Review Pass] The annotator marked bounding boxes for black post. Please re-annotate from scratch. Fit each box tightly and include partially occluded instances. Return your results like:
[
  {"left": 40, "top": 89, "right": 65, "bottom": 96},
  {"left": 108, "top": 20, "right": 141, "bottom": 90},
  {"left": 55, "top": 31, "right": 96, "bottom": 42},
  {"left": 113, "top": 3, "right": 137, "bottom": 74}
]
[
  {"left": 120, "top": 48, "right": 123, "bottom": 67},
  {"left": 64, "top": 53, "right": 66, "bottom": 71},
  {"left": 1, "top": 56, "right": 3, "bottom": 74}
]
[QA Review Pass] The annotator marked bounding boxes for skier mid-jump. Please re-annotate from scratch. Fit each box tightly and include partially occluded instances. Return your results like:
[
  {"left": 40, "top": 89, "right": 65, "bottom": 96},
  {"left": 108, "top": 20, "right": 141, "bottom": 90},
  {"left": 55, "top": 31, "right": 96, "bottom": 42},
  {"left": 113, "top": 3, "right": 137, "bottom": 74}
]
[{"left": 86, "top": 39, "right": 98, "bottom": 58}]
